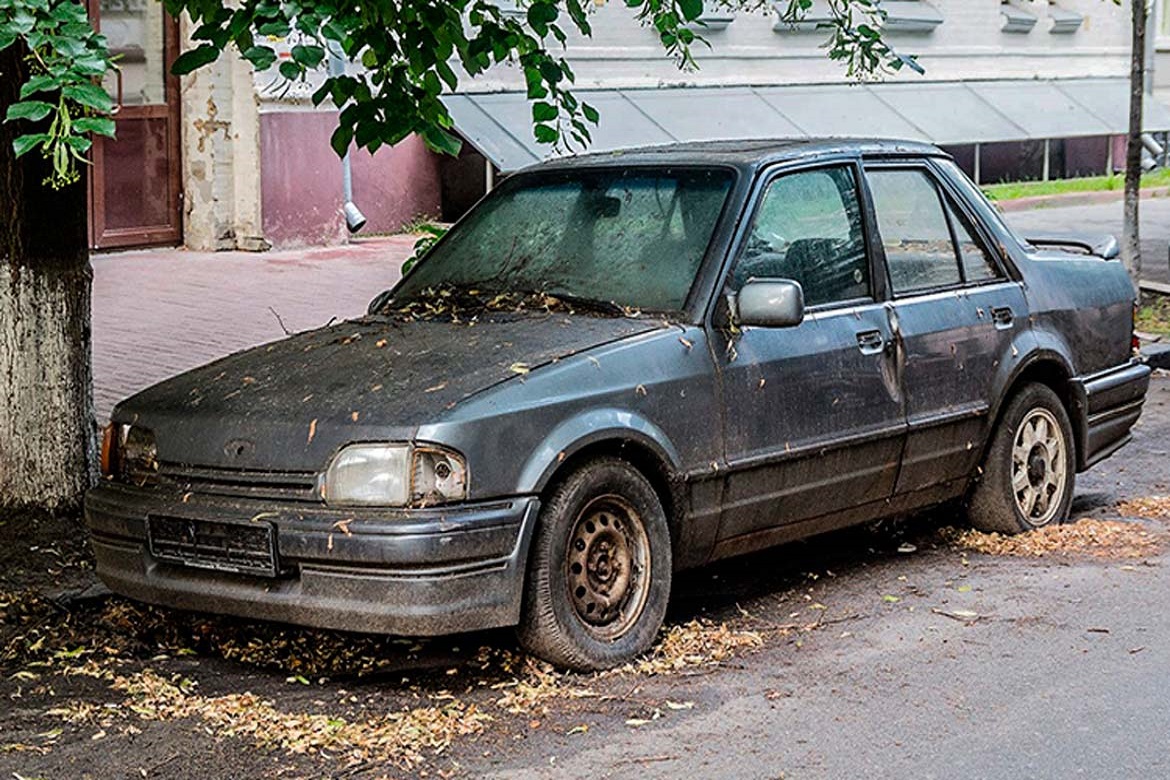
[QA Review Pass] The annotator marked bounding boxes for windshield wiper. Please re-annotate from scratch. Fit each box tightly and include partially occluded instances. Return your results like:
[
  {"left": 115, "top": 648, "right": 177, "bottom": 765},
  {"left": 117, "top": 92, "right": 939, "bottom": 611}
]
[{"left": 541, "top": 291, "right": 629, "bottom": 317}]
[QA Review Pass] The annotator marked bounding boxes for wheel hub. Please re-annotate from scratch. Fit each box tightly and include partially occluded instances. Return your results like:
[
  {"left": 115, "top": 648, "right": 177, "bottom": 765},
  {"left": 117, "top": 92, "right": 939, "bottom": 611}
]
[
  {"left": 1011, "top": 407, "right": 1068, "bottom": 526},
  {"left": 1027, "top": 446, "right": 1048, "bottom": 486},
  {"left": 566, "top": 496, "right": 649, "bottom": 638}
]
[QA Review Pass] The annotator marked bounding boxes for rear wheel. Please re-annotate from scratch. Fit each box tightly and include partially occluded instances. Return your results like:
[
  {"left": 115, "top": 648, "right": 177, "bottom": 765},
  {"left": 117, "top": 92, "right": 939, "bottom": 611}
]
[
  {"left": 967, "top": 383, "right": 1076, "bottom": 534},
  {"left": 517, "top": 458, "right": 671, "bottom": 671}
]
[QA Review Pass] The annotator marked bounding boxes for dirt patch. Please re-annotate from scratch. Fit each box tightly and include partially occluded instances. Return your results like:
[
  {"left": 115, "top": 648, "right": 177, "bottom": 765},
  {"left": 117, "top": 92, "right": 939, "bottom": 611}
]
[
  {"left": 940, "top": 518, "right": 1163, "bottom": 559},
  {"left": 0, "top": 509, "right": 94, "bottom": 593}
]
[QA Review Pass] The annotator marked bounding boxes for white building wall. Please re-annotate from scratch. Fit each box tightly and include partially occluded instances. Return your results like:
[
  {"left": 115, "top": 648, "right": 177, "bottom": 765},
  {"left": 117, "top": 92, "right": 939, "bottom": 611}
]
[{"left": 462, "top": 0, "right": 1133, "bottom": 92}]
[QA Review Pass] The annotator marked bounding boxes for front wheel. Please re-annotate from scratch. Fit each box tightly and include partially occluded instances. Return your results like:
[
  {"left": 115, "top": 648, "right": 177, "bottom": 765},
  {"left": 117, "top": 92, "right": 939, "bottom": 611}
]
[
  {"left": 967, "top": 383, "right": 1076, "bottom": 535},
  {"left": 517, "top": 457, "right": 672, "bottom": 671}
]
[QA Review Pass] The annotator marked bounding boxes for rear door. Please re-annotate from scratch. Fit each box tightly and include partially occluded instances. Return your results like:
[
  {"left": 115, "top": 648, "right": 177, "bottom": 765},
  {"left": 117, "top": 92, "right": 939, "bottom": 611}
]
[
  {"left": 864, "top": 163, "right": 1027, "bottom": 495},
  {"left": 714, "top": 161, "right": 906, "bottom": 544}
]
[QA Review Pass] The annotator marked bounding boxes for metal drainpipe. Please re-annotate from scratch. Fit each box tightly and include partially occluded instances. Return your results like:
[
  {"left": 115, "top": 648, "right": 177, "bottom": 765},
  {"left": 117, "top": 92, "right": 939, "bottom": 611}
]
[{"left": 326, "top": 42, "right": 367, "bottom": 233}]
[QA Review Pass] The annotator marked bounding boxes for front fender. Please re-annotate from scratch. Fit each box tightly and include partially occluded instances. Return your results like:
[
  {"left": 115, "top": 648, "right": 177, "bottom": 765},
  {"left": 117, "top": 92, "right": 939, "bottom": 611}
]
[{"left": 515, "top": 408, "right": 683, "bottom": 495}]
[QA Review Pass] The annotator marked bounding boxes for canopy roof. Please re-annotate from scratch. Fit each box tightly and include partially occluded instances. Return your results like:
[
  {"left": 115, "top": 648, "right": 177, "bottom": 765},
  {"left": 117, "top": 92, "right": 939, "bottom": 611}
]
[{"left": 443, "top": 78, "right": 1170, "bottom": 171}]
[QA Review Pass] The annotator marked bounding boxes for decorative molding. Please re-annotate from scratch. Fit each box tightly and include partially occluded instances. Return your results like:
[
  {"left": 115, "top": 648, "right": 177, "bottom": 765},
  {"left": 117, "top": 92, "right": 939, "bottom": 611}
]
[
  {"left": 1000, "top": 2, "right": 1038, "bottom": 34},
  {"left": 495, "top": 0, "right": 527, "bottom": 20},
  {"left": 881, "top": 0, "right": 944, "bottom": 33},
  {"left": 689, "top": 11, "right": 736, "bottom": 31},
  {"left": 1048, "top": 4, "right": 1084, "bottom": 34},
  {"left": 773, "top": 0, "right": 942, "bottom": 35},
  {"left": 771, "top": 1, "right": 834, "bottom": 32}
]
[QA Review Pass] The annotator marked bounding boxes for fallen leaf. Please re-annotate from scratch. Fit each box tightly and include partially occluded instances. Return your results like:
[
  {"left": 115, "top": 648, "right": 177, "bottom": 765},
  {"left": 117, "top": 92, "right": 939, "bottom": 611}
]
[
  {"left": 882, "top": 595, "right": 900, "bottom": 603},
  {"left": 509, "top": 362, "right": 530, "bottom": 375},
  {"left": 424, "top": 381, "right": 448, "bottom": 393},
  {"left": 664, "top": 701, "right": 694, "bottom": 711},
  {"left": 307, "top": 418, "right": 318, "bottom": 445}
]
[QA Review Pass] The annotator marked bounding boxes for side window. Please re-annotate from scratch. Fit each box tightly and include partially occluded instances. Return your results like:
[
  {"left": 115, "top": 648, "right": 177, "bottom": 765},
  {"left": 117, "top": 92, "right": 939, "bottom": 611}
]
[
  {"left": 868, "top": 169, "right": 962, "bottom": 294},
  {"left": 945, "top": 199, "right": 1001, "bottom": 282},
  {"left": 730, "top": 166, "right": 869, "bottom": 308}
]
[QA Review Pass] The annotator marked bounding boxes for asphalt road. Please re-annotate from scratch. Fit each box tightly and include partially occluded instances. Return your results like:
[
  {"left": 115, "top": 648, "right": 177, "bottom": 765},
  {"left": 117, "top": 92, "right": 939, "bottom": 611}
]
[
  {"left": 1005, "top": 196, "right": 1170, "bottom": 285},
  {"left": 464, "top": 377, "right": 1170, "bottom": 780}
]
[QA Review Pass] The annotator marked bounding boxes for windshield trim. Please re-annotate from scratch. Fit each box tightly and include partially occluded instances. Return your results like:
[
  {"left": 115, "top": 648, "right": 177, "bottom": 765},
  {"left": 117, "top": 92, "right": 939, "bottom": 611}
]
[{"left": 389, "top": 162, "right": 743, "bottom": 321}]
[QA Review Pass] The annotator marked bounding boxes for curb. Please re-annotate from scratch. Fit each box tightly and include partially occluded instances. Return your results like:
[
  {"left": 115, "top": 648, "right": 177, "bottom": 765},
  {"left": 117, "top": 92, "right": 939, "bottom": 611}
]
[{"left": 995, "top": 186, "right": 1170, "bottom": 213}]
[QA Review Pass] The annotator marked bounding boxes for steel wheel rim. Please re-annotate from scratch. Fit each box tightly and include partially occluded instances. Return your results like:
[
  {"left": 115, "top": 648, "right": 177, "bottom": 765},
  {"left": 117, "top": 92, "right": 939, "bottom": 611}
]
[
  {"left": 1011, "top": 407, "right": 1068, "bottom": 527},
  {"left": 565, "top": 494, "right": 651, "bottom": 640}
]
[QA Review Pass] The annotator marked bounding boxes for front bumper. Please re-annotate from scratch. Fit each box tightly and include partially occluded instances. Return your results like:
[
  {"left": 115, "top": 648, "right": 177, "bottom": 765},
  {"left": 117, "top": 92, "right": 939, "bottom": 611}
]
[{"left": 84, "top": 483, "right": 539, "bottom": 636}]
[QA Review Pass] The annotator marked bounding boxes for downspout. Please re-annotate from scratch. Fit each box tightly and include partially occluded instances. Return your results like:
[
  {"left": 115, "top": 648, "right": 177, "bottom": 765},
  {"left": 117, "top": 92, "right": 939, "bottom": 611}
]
[{"left": 326, "top": 42, "right": 367, "bottom": 233}]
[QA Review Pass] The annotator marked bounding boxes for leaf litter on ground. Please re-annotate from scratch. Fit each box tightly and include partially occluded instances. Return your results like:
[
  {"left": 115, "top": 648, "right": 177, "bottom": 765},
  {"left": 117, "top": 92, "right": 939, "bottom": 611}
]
[{"left": 939, "top": 516, "right": 1163, "bottom": 559}]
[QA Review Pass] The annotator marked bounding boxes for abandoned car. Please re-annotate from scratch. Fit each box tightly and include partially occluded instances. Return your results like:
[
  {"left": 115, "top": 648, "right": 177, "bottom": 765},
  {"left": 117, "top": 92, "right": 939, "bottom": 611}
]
[{"left": 86, "top": 139, "right": 1150, "bottom": 670}]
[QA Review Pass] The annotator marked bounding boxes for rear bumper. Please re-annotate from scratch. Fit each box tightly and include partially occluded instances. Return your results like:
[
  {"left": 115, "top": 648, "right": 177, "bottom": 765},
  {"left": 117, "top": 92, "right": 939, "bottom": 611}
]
[
  {"left": 1070, "top": 359, "right": 1151, "bottom": 471},
  {"left": 84, "top": 483, "right": 539, "bottom": 636}
]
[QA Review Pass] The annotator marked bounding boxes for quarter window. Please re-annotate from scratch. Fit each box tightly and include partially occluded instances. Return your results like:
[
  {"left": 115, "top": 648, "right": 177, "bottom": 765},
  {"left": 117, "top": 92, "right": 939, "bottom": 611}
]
[
  {"left": 946, "top": 200, "right": 1000, "bottom": 282},
  {"left": 730, "top": 166, "right": 869, "bottom": 307},
  {"left": 868, "top": 169, "right": 962, "bottom": 294}
]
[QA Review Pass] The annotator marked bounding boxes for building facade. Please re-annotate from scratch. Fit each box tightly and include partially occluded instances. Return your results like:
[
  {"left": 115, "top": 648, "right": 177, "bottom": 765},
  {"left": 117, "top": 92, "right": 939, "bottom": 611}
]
[{"left": 88, "top": 0, "right": 1170, "bottom": 252}]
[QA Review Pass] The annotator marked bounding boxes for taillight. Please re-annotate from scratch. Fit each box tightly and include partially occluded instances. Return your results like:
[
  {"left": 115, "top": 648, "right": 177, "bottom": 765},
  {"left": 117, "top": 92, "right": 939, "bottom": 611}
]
[
  {"left": 100, "top": 423, "right": 117, "bottom": 477},
  {"left": 1133, "top": 301, "right": 1141, "bottom": 354}
]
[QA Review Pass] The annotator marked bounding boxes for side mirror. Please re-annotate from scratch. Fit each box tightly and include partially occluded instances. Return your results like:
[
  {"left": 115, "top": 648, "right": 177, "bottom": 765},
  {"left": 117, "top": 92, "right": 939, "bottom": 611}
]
[{"left": 734, "top": 279, "right": 805, "bottom": 328}]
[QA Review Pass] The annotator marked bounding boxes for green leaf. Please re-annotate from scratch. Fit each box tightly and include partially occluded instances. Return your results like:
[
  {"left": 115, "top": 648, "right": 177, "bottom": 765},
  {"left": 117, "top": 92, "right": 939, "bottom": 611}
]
[
  {"left": 330, "top": 123, "right": 354, "bottom": 157},
  {"left": 62, "top": 134, "right": 92, "bottom": 152},
  {"left": 677, "top": 0, "right": 703, "bottom": 22},
  {"left": 538, "top": 60, "right": 563, "bottom": 85},
  {"left": 74, "top": 116, "right": 116, "bottom": 137},
  {"left": 278, "top": 60, "right": 300, "bottom": 80},
  {"left": 5, "top": 100, "right": 54, "bottom": 122},
  {"left": 20, "top": 74, "right": 61, "bottom": 98},
  {"left": 582, "top": 102, "right": 600, "bottom": 124},
  {"left": 170, "top": 44, "right": 219, "bottom": 75},
  {"left": 61, "top": 83, "right": 114, "bottom": 112},
  {"left": 12, "top": 133, "right": 50, "bottom": 157},
  {"left": 422, "top": 126, "right": 462, "bottom": 157},
  {"left": 533, "top": 123, "right": 558, "bottom": 144},
  {"left": 72, "top": 53, "right": 108, "bottom": 76},
  {"left": 256, "top": 19, "right": 290, "bottom": 37},
  {"left": 242, "top": 45, "right": 277, "bottom": 70},
  {"left": 531, "top": 101, "right": 558, "bottom": 122},
  {"left": 291, "top": 44, "right": 325, "bottom": 68}
]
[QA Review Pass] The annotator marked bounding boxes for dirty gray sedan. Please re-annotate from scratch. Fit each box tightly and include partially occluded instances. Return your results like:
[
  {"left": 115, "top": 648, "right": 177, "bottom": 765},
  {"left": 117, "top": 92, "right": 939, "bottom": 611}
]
[{"left": 87, "top": 139, "right": 1150, "bottom": 670}]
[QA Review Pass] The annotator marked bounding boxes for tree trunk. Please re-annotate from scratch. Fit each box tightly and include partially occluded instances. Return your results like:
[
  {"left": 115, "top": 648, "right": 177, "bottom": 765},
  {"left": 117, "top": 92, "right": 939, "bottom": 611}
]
[
  {"left": 0, "top": 44, "right": 97, "bottom": 512},
  {"left": 1121, "top": 0, "right": 1147, "bottom": 290}
]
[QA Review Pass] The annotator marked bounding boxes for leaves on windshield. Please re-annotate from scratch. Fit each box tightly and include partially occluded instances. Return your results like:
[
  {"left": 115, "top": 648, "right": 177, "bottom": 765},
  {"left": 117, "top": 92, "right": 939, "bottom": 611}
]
[{"left": 376, "top": 286, "right": 640, "bottom": 323}]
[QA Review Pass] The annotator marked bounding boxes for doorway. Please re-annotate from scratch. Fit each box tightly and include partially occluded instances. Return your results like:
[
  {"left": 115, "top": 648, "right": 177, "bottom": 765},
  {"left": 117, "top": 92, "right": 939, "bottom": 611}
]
[{"left": 86, "top": 0, "right": 182, "bottom": 250}]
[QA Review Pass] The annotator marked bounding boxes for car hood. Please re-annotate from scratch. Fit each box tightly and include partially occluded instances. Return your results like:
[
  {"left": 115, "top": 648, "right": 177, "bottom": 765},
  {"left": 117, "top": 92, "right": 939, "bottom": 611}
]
[{"left": 114, "top": 313, "right": 660, "bottom": 471}]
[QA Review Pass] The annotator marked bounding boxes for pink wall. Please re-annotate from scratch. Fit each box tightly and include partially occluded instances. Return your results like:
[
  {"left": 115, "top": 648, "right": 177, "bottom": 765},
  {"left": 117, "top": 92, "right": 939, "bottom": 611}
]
[{"left": 260, "top": 111, "right": 443, "bottom": 248}]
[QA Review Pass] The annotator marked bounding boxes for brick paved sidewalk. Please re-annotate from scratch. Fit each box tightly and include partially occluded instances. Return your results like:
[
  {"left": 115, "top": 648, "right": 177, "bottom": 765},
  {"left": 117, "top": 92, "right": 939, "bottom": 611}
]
[{"left": 92, "top": 235, "right": 415, "bottom": 421}]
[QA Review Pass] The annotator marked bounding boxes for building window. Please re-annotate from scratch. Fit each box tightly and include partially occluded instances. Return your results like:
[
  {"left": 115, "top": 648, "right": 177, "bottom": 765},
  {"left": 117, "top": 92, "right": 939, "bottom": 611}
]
[{"left": 1159, "top": 0, "right": 1170, "bottom": 48}]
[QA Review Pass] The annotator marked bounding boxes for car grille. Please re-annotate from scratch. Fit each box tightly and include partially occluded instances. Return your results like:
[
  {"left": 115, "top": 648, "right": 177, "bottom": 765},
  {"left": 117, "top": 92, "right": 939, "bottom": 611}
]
[{"left": 156, "top": 463, "right": 321, "bottom": 503}]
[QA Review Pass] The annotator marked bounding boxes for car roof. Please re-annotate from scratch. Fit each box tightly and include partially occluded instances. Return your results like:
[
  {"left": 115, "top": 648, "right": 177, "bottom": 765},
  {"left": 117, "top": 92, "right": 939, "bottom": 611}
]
[{"left": 531, "top": 138, "right": 946, "bottom": 173}]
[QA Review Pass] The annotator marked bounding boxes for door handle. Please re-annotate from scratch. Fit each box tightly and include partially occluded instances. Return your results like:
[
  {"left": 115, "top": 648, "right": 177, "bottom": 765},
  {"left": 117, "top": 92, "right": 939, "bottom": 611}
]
[
  {"left": 991, "top": 306, "right": 1014, "bottom": 329},
  {"left": 856, "top": 329, "right": 885, "bottom": 355}
]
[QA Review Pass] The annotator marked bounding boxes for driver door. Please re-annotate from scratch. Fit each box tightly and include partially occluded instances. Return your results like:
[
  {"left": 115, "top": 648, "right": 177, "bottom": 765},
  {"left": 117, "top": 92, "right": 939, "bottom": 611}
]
[{"left": 714, "top": 162, "right": 906, "bottom": 545}]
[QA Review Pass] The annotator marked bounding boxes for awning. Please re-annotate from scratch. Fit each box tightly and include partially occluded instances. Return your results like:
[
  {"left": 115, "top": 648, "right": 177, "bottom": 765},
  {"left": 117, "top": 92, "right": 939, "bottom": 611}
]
[{"left": 444, "top": 78, "right": 1170, "bottom": 172}]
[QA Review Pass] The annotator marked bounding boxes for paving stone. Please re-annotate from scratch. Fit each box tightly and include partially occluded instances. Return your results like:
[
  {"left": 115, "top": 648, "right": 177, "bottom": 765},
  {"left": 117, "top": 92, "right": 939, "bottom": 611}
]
[{"left": 92, "top": 235, "right": 415, "bottom": 421}]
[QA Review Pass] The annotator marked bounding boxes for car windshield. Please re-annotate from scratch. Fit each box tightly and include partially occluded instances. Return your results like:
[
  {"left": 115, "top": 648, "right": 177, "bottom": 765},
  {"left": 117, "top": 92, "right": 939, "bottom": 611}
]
[{"left": 389, "top": 166, "right": 736, "bottom": 315}]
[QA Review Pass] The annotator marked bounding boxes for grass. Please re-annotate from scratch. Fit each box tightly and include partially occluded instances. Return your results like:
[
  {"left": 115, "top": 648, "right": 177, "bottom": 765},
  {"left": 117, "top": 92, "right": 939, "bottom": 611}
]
[
  {"left": 983, "top": 168, "right": 1170, "bottom": 202},
  {"left": 1137, "top": 293, "right": 1170, "bottom": 338}
]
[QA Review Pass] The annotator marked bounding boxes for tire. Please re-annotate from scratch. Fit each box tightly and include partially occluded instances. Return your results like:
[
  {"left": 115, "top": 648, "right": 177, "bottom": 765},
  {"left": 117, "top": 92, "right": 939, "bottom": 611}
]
[
  {"left": 967, "top": 383, "right": 1076, "bottom": 535},
  {"left": 517, "top": 457, "right": 672, "bottom": 671}
]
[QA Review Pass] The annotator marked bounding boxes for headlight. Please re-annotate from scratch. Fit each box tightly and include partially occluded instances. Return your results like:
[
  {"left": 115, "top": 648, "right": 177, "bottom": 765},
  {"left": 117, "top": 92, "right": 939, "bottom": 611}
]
[
  {"left": 322, "top": 443, "right": 468, "bottom": 508},
  {"left": 100, "top": 423, "right": 158, "bottom": 484}
]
